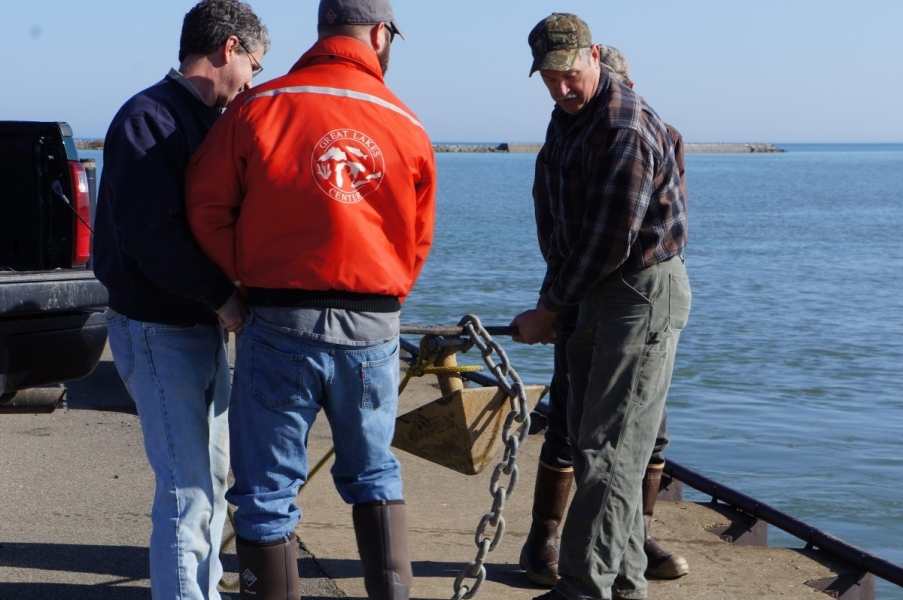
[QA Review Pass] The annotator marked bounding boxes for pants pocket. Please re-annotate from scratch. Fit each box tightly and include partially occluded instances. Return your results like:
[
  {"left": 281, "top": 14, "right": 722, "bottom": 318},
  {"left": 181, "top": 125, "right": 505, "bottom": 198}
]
[
  {"left": 248, "top": 340, "right": 310, "bottom": 410},
  {"left": 360, "top": 344, "right": 399, "bottom": 411},
  {"left": 669, "top": 273, "right": 692, "bottom": 331},
  {"left": 106, "top": 317, "right": 135, "bottom": 385},
  {"left": 631, "top": 349, "right": 667, "bottom": 407},
  {"left": 145, "top": 323, "right": 199, "bottom": 334}
]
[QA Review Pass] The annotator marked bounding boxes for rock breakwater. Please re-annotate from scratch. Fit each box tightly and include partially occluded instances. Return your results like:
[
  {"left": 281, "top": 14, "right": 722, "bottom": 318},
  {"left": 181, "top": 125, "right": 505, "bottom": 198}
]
[
  {"left": 432, "top": 142, "right": 784, "bottom": 153},
  {"left": 684, "top": 143, "right": 784, "bottom": 153}
]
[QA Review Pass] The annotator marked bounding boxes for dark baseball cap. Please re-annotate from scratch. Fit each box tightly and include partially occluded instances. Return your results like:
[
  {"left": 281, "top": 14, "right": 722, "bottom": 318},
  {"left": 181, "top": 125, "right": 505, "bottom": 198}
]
[
  {"left": 318, "top": 0, "right": 405, "bottom": 40},
  {"left": 528, "top": 13, "right": 592, "bottom": 76}
]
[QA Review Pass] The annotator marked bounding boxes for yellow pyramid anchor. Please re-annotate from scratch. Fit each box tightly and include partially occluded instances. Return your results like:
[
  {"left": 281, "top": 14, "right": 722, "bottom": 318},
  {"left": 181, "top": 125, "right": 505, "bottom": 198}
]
[{"left": 392, "top": 346, "right": 546, "bottom": 475}]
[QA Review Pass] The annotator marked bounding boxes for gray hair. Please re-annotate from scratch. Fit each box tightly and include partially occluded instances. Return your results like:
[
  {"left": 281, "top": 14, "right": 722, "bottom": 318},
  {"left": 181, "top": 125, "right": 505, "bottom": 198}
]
[{"left": 179, "top": 0, "right": 270, "bottom": 63}]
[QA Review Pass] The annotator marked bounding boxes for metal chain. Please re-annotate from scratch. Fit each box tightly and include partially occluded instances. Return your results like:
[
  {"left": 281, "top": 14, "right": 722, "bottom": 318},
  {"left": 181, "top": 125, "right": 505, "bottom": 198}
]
[{"left": 450, "top": 314, "right": 531, "bottom": 600}]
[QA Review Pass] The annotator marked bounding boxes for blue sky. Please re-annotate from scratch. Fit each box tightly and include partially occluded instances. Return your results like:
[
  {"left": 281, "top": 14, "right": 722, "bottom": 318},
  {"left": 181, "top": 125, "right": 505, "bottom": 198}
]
[{"left": 5, "top": 0, "right": 902, "bottom": 143}]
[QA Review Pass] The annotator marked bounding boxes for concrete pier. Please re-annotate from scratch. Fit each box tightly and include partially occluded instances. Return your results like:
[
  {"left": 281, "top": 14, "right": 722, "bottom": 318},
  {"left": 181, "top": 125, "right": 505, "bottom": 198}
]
[
  {"left": 0, "top": 342, "right": 875, "bottom": 599},
  {"left": 284, "top": 366, "right": 871, "bottom": 600}
]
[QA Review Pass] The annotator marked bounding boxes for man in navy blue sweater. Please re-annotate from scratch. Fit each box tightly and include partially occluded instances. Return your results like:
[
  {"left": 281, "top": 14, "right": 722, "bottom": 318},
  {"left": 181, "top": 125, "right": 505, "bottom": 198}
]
[{"left": 92, "top": 2, "right": 268, "bottom": 598}]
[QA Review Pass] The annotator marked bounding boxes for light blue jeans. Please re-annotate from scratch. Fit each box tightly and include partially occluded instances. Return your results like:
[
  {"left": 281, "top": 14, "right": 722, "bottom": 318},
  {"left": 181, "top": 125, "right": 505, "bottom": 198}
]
[
  {"left": 106, "top": 311, "right": 231, "bottom": 600},
  {"left": 555, "top": 257, "right": 691, "bottom": 600},
  {"left": 227, "top": 311, "right": 403, "bottom": 542}
]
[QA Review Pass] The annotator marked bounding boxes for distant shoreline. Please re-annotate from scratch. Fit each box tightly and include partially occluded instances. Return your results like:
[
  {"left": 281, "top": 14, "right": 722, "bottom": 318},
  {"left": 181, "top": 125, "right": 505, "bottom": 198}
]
[
  {"left": 684, "top": 143, "right": 786, "bottom": 153},
  {"left": 76, "top": 139, "right": 104, "bottom": 150},
  {"left": 75, "top": 139, "right": 785, "bottom": 154},
  {"left": 431, "top": 142, "right": 786, "bottom": 153}
]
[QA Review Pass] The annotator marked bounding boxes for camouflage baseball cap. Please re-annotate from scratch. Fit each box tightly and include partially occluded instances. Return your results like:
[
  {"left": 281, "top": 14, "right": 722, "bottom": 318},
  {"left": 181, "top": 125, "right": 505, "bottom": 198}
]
[
  {"left": 528, "top": 13, "right": 593, "bottom": 76},
  {"left": 599, "top": 45, "right": 631, "bottom": 85}
]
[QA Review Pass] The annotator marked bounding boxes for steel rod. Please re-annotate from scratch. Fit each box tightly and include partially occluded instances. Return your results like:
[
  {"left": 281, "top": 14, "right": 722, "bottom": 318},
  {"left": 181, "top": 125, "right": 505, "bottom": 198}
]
[
  {"left": 399, "top": 336, "right": 498, "bottom": 388},
  {"left": 400, "top": 324, "right": 519, "bottom": 337}
]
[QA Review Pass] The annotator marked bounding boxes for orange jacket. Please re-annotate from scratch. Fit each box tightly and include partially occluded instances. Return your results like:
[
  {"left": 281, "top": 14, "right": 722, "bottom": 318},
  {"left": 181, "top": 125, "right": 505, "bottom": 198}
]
[{"left": 185, "top": 36, "right": 436, "bottom": 303}]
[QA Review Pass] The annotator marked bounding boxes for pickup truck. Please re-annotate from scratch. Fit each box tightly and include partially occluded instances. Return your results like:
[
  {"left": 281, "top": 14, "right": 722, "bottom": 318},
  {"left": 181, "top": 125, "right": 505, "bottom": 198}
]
[{"left": 0, "top": 121, "right": 109, "bottom": 413}]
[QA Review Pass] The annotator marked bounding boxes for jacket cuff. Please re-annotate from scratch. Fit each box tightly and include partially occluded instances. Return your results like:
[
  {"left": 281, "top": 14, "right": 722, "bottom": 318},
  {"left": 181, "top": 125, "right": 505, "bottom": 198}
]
[{"left": 539, "top": 292, "right": 565, "bottom": 314}]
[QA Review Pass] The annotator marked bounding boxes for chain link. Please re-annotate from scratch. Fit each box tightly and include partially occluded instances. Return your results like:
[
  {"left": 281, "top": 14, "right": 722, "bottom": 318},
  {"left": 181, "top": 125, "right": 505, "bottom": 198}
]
[{"left": 450, "top": 314, "right": 531, "bottom": 600}]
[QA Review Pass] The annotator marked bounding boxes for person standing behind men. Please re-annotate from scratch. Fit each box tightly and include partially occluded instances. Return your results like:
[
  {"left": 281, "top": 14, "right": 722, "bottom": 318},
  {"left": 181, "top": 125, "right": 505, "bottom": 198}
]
[
  {"left": 186, "top": 1, "right": 436, "bottom": 597},
  {"left": 519, "top": 44, "right": 689, "bottom": 589},
  {"left": 597, "top": 44, "right": 690, "bottom": 581},
  {"left": 92, "top": 1, "right": 268, "bottom": 597},
  {"left": 511, "top": 13, "right": 690, "bottom": 600}
]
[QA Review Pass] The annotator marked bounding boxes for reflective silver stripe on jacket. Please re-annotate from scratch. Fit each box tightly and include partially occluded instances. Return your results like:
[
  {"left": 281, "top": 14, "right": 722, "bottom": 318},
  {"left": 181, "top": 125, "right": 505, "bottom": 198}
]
[{"left": 244, "top": 85, "right": 423, "bottom": 129}]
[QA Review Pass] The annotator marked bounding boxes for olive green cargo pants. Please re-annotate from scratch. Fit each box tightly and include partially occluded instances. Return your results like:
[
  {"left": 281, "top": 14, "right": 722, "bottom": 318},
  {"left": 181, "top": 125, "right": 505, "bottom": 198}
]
[{"left": 556, "top": 256, "right": 691, "bottom": 600}]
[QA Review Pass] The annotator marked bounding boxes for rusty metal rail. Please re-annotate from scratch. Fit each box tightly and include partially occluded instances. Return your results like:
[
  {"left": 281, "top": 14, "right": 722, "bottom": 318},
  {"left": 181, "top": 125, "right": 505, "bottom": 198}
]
[{"left": 665, "top": 459, "right": 903, "bottom": 589}]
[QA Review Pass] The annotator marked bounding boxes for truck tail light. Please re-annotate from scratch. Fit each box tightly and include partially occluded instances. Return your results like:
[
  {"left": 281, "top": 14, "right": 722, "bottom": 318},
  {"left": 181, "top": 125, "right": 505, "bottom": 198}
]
[{"left": 68, "top": 161, "right": 92, "bottom": 266}]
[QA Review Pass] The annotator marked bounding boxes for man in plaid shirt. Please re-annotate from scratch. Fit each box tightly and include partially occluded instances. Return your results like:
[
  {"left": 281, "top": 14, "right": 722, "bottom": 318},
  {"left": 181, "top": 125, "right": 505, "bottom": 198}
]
[{"left": 511, "top": 13, "right": 691, "bottom": 600}]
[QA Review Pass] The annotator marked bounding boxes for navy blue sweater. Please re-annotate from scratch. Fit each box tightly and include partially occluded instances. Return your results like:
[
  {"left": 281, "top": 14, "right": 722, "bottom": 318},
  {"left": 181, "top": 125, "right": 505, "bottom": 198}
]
[{"left": 93, "top": 75, "right": 235, "bottom": 325}]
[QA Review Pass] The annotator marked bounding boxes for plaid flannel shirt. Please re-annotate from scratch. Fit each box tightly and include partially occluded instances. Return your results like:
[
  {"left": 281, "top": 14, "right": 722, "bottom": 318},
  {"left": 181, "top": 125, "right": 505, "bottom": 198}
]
[{"left": 534, "top": 74, "right": 688, "bottom": 311}]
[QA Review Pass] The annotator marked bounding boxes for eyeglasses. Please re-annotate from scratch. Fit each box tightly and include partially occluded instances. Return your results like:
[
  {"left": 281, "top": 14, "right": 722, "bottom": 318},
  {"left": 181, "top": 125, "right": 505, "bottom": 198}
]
[
  {"left": 384, "top": 22, "right": 398, "bottom": 44},
  {"left": 238, "top": 40, "right": 263, "bottom": 78}
]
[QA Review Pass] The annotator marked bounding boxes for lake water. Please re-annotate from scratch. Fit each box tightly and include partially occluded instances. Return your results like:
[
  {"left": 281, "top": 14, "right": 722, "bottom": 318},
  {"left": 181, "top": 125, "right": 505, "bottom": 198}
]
[{"left": 82, "top": 143, "right": 903, "bottom": 597}]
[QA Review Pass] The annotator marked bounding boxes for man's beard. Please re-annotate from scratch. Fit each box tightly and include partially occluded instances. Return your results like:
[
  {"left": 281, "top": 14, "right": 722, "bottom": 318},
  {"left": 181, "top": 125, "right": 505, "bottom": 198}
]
[{"left": 377, "top": 43, "right": 390, "bottom": 76}]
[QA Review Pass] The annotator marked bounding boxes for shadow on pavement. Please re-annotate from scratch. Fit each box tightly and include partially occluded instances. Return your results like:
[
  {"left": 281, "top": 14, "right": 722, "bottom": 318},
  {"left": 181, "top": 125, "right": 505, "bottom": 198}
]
[
  {"left": 0, "top": 541, "right": 147, "bottom": 579},
  {"left": 63, "top": 360, "right": 136, "bottom": 415},
  {"left": 311, "top": 556, "right": 544, "bottom": 593},
  {"left": 0, "top": 542, "right": 149, "bottom": 599},
  {"left": 0, "top": 583, "right": 150, "bottom": 600}
]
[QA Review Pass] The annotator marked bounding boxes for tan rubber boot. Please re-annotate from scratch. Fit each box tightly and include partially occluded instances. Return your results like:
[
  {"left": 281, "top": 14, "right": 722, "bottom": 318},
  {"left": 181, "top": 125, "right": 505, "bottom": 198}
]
[
  {"left": 643, "top": 462, "right": 689, "bottom": 579},
  {"left": 235, "top": 533, "right": 300, "bottom": 599},
  {"left": 352, "top": 500, "right": 413, "bottom": 600},
  {"left": 519, "top": 461, "right": 574, "bottom": 586}
]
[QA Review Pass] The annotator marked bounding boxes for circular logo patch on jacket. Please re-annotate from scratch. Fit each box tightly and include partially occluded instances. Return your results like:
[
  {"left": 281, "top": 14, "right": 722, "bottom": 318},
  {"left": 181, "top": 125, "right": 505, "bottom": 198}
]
[{"left": 312, "top": 129, "right": 385, "bottom": 204}]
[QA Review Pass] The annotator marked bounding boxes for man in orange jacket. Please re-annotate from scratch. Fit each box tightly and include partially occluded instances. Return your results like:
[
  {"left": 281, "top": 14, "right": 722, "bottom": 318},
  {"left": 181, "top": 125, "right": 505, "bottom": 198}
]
[{"left": 186, "top": 1, "right": 436, "bottom": 598}]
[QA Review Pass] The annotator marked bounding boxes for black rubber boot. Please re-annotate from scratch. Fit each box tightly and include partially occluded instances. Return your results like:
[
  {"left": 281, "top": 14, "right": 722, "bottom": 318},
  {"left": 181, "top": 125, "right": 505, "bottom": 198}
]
[
  {"left": 352, "top": 500, "right": 413, "bottom": 600},
  {"left": 643, "top": 462, "right": 689, "bottom": 579},
  {"left": 235, "top": 533, "right": 300, "bottom": 599},
  {"left": 519, "top": 461, "right": 574, "bottom": 586}
]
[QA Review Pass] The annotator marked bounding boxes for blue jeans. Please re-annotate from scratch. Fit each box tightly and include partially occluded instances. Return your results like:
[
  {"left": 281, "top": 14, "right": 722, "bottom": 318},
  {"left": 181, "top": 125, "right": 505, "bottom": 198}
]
[
  {"left": 227, "top": 311, "right": 403, "bottom": 542},
  {"left": 106, "top": 312, "right": 231, "bottom": 600},
  {"left": 555, "top": 257, "right": 690, "bottom": 600}
]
